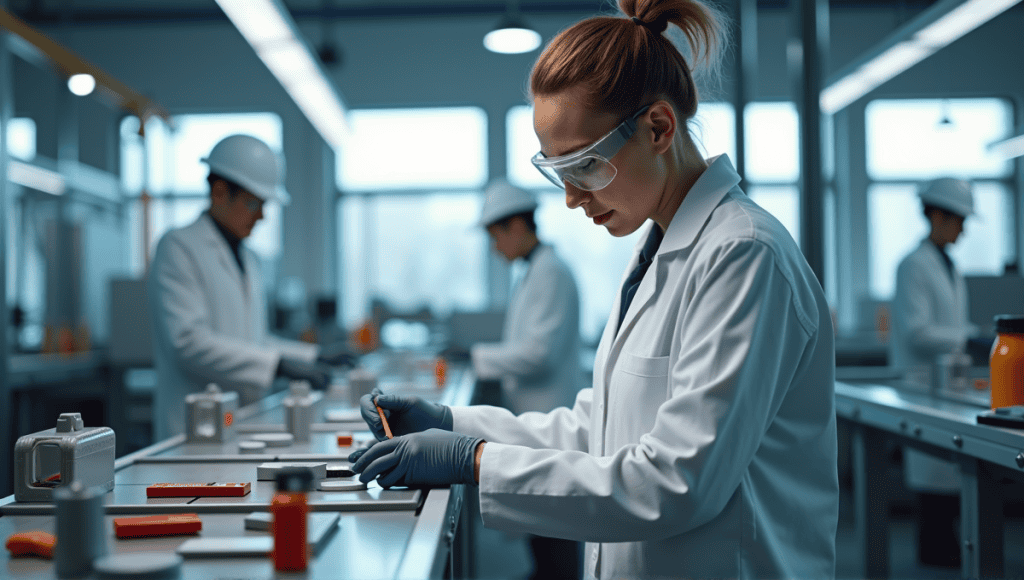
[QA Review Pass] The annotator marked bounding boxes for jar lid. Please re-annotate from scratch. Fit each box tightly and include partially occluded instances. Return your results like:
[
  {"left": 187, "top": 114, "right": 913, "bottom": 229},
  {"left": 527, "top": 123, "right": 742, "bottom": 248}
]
[{"left": 994, "top": 315, "right": 1024, "bottom": 334}]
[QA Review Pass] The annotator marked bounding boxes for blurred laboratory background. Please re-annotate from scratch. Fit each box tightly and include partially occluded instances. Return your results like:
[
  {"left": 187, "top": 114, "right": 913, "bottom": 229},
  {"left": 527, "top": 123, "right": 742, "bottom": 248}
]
[{"left": 0, "top": 0, "right": 1022, "bottom": 578}]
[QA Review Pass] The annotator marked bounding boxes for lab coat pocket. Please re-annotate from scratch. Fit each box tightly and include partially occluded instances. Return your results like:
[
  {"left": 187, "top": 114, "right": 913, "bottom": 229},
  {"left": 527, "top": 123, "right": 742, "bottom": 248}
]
[{"left": 618, "top": 353, "right": 670, "bottom": 378}]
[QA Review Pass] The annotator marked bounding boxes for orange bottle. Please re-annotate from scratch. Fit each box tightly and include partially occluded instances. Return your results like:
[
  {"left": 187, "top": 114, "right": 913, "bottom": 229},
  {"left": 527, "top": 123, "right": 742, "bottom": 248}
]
[
  {"left": 990, "top": 315, "right": 1024, "bottom": 409},
  {"left": 271, "top": 468, "right": 313, "bottom": 571}
]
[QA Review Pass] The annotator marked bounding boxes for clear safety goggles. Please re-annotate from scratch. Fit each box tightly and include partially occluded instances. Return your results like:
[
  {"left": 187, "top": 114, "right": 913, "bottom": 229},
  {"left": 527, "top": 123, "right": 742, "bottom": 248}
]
[{"left": 531, "top": 105, "right": 650, "bottom": 191}]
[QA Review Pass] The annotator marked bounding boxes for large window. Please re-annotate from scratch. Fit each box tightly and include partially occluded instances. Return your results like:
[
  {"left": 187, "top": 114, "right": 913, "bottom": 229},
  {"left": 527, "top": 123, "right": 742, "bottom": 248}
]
[
  {"left": 119, "top": 112, "right": 285, "bottom": 274},
  {"left": 337, "top": 107, "right": 487, "bottom": 192},
  {"left": 336, "top": 107, "right": 489, "bottom": 326},
  {"left": 865, "top": 98, "right": 1015, "bottom": 299},
  {"left": 506, "top": 101, "right": 803, "bottom": 342}
]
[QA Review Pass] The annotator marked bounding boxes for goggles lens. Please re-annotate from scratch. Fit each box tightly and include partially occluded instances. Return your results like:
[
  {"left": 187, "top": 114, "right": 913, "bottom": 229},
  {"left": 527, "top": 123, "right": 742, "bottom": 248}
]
[
  {"left": 531, "top": 104, "right": 649, "bottom": 192},
  {"left": 534, "top": 155, "right": 618, "bottom": 191}
]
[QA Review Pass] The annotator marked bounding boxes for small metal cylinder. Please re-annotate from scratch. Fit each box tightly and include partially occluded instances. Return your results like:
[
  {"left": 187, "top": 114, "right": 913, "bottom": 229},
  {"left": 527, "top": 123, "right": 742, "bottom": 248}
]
[
  {"left": 55, "top": 481, "right": 107, "bottom": 578},
  {"left": 284, "top": 381, "right": 314, "bottom": 443}
]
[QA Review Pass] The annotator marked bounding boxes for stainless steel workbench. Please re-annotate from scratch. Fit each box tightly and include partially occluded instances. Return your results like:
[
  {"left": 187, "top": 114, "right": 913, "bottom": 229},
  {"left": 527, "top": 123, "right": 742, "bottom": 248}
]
[
  {"left": 1, "top": 353, "right": 477, "bottom": 579},
  {"left": 836, "top": 378, "right": 1024, "bottom": 579}
]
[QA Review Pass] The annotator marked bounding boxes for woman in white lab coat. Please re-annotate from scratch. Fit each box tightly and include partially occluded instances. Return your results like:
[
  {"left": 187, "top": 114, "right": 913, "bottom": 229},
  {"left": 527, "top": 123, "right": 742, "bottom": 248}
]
[{"left": 351, "top": 1, "right": 839, "bottom": 578}]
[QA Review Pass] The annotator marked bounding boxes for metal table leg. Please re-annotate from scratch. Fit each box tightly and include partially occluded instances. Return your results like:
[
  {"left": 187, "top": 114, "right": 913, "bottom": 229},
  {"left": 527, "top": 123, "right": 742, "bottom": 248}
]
[
  {"left": 960, "top": 458, "right": 1003, "bottom": 579},
  {"left": 852, "top": 424, "right": 890, "bottom": 578}
]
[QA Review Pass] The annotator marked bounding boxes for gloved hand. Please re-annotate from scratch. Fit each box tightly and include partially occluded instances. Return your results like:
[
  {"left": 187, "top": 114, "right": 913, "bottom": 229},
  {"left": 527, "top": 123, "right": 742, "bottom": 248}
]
[
  {"left": 276, "top": 357, "right": 332, "bottom": 391},
  {"left": 348, "top": 429, "right": 483, "bottom": 488},
  {"left": 359, "top": 388, "right": 453, "bottom": 441},
  {"left": 438, "top": 345, "right": 471, "bottom": 362},
  {"left": 318, "top": 342, "right": 358, "bottom": 368}
]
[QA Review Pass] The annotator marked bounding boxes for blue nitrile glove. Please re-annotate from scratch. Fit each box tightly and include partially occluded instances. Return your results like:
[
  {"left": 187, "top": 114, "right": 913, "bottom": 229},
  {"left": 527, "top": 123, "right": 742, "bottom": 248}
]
[
  {"left": 359, "top": 388, "right": 453, "bottom": 441},
  {"left": 317, "top": 342, "right": 358, "bottom": 368},
  {"left": 276, "top": 357, "right": 331, "bottom": 391},
  {"left": 348, "top": 429, "right": 483, "bottom": 488}
]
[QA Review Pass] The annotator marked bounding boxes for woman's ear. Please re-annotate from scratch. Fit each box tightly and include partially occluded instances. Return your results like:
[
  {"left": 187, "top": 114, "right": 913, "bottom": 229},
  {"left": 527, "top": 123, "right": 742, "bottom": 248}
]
[{"left": 647, "top": 101, "right": 677, "bottom": 155}]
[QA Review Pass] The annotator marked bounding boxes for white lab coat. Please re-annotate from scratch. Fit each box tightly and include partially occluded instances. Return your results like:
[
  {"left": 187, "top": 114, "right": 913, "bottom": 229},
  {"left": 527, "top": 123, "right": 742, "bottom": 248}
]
[
  {"left": 890, "top": 240, "right": 974, "bottom": 492},
  {"left": 148, "top": 213, "right": 317, "bottom": 441},
  {"left": 453, "top": 155, "right": 838, "bottom": 580},
  {"left": 471, "top": 244, "right": 582, "bottom": 414}
]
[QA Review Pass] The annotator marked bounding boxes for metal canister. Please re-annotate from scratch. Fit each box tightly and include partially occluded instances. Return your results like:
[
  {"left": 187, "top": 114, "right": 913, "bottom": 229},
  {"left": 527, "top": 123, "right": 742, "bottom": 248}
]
[
  {"left": 55, "top": 481, "right": 107, "bottom": 578},
  {"left": 284, "top": 381, "right": 314, "bottom": 442}
]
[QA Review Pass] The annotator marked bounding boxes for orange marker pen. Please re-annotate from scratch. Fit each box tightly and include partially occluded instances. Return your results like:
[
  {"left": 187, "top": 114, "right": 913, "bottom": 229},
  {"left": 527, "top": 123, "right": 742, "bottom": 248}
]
[{"left": 375, "top": 401, "right": 394, "bottom": 439}]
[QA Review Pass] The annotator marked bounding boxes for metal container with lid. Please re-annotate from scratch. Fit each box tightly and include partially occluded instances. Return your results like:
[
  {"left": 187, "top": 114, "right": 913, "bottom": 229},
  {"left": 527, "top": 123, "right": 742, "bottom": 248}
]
[
  {"left": 185, "top": 383, "right": 238, "bottom": 443},
  {"left": 14, "top": 413, "right": 115, "bottom": 502},
  {"left": 990, "top": 315, "right": 1024, "bottom": 408}
]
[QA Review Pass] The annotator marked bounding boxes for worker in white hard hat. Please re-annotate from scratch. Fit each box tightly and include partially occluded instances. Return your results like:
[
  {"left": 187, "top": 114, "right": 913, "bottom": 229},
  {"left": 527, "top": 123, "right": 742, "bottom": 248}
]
[
  {"left": 890, "top": 177, "right": 979, "bottom": 568},
  {"left": 472, "top": 178, "right": 583, "bottom": 579},
  {"left": 472, "top": 178, "right": 583, "bottom": 415},
  {"left": 147, "top": 134, "right": 353, "bottom": 441}
]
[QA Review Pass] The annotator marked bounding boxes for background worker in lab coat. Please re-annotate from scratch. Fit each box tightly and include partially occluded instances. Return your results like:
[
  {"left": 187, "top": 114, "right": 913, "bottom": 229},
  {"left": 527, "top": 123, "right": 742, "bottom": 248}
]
[
  {"left": 474, "top": 178, "right": 582, "bottom": 579},
  {"left": 890, "top": 177, "right": 977, "bottom": 568},
  {"left": 148, "top": 134, "right": 353, "bottom": 441},
  {"left": 474, "top": 178, "right": 582, "bottom": 415},
  {"left": 349, "top": 0, "right": 839, "bottom": 578}
]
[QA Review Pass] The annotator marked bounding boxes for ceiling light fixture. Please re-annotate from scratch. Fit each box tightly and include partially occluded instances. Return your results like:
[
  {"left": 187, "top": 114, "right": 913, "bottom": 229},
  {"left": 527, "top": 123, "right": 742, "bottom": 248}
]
[
  {"left": 989, "top": 129, "right": 1024, "bottom": 159},
  {"left": 821, "top": 0, "right": 1021, "bottom": 114},
  {"left": 484, "top": 2, "right": 541, "bottom": 54},
  {"left": 215, "top": 0, "right": 349, "bottom": 150},
  {"left": 67, "top": 73, "right": 96, "bottom": 96}
]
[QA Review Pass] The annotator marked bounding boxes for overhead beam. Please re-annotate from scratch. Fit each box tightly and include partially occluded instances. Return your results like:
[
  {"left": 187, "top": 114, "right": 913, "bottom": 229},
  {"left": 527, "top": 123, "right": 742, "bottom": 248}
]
[{"left": 0, "top": 7, "right": 168, "bottom": 123}]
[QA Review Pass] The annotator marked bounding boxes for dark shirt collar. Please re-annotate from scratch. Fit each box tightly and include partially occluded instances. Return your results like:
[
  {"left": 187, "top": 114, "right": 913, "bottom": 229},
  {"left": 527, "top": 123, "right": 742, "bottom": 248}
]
[
  {"left": 930, "top": 239, "right": 955, "bottom": 278},
  {"left": 207, "top": 211, "right": 245, "bottom": 273},
  {"left": 523, "top": 241, "right": 541, "bottom": 262},
  {"left": 640, "top": 224, "right": 665, "bottom": 263}
]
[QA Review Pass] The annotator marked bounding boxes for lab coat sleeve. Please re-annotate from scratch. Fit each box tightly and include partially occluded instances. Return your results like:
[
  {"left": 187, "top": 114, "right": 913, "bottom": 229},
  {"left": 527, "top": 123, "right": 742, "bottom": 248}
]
[
  {"left": 263, "top": 334, "right": 318, "bottom": 363},
  {"left": 471, "top": 262, "right": 573, "bottom": 381},
  {"left": 151, "top": 236, "right": 281, "bottom": 390},
  {"left": 477, "top": 239, "right": 818, "bottom": 542},
  {"left": 451, "top": 387, "right": 592, "bottom": 451},
  {"left": 894, "top": 260, "right": 972, "bottom": 357}
]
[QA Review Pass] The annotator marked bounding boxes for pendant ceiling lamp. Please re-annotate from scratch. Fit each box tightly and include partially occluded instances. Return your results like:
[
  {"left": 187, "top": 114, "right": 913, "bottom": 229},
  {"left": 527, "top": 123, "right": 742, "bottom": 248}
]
[{"left": 484, "top": 1, "right": 541, "bottom": 54}]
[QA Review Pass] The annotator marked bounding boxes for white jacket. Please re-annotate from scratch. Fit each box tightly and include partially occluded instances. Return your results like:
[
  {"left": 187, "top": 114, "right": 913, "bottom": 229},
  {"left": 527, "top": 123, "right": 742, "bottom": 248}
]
[
  {"left": 890, "top": 239, "right": 974, "bottom": 492},
  {"left": 454, "top": 155, "right": 838, "bottom": 580},
  {"left": 471, "top": 244, "right": 582, "bottom": 414},
  {"left": 147, "top": 213, "right": 317, "bottom": 440}
]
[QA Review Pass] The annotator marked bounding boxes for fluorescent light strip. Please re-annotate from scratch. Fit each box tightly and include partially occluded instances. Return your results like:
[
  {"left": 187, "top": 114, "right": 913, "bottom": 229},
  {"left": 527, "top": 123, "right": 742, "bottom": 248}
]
[
  {"left": 215, "top": 0, "right": 348, "bottom": 149},
  {"left": 821, "top": 0, "right": 1021, "bottom": 114},
  {"left": 989, "top": 133, "right": 1024, "bottom": 159},
  {"left": 915, "top": 0, "right": 1021, "bottom": 46},
  {"left": 8, "top": 160, "right": 66, "bottom": 195}
]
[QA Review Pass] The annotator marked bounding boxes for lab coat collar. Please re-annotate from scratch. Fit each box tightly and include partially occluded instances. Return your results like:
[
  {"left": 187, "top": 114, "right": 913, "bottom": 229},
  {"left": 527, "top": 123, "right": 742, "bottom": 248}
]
[
  {"left": 657, "top": 154, "right": 742, "bottom": 255},
  {"left": 606, "top": 155, "right": 741, "bottom": 359}
]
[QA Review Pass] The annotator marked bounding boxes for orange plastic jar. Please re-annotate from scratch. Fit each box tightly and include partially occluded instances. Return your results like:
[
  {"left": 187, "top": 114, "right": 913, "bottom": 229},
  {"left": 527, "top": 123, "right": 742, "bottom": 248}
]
[
  {"left": 990, "top": 315, "right": 1024, "bottom": 409},
  {"left": 271, "top": 469, "right": 312, "bottom": 572}
]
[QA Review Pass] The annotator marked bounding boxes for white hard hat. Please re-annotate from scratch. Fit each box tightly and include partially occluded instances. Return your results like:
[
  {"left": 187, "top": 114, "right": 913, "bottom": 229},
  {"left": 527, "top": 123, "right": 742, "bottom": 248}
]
[
  {"left": 201, "top": 134, "right": 290, "bottom": 205},
  {"left": 918, "top": 177, "right": 973, "bottom": 218},
  {"left": 479, "top": 178, "right": 538, "bottom": 227}
]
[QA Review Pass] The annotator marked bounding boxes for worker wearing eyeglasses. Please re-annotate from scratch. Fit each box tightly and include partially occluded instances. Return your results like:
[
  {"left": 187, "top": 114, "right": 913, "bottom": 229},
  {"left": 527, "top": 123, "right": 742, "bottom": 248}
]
[
  {"left": 148, "top": 134, "right": 353, "bottom": 441},
  {"left": 349, "top": 1, "right": 839, "bottom": 577}
]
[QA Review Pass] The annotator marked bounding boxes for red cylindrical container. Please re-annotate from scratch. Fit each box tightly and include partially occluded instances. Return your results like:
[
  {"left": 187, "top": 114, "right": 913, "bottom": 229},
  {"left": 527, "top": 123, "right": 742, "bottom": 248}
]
[
  {"left": 990, "top": 315, "right": 1024, "bottom": 409},
  {"left": 271, "top": 468, "right": 313, "bottom": 571}
]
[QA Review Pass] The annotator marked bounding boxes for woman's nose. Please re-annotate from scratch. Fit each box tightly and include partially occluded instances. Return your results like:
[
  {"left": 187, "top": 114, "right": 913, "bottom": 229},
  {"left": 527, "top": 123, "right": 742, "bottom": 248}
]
[{"left": 565, "top": 182, "right": 588, "bottom": 209}]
